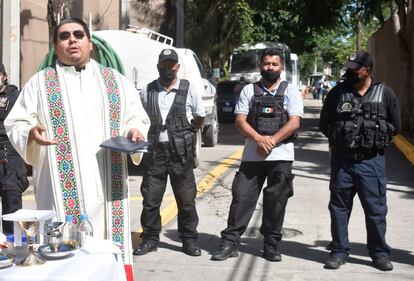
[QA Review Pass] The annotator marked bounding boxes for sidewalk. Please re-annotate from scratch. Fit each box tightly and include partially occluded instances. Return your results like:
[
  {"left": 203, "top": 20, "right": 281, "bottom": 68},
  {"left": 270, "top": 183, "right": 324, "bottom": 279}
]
[{"left": 133, "top": 97, "right": 414, "bottom": 281}]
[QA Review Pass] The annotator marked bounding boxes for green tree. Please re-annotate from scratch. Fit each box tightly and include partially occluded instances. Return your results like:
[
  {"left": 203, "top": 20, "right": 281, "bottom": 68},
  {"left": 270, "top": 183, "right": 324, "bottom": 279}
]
[
  {"left": 184, "top": 0, "right": 254, "bottom": 69},
  {"left": 180, "top": 0, "right": 348, "bottom": 71}
]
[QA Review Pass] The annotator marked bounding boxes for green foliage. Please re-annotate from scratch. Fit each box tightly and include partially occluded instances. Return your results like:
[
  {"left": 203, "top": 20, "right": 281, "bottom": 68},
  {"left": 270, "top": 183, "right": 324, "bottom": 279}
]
[
  {"left": 299, "top": 0, "right": 395, "bottom": 82},
  {"left": 181, "top": 0, "right": 401, "bottom": 79},
  {"left": 185, "top": 0, "right": 254, "bottom": 68}
]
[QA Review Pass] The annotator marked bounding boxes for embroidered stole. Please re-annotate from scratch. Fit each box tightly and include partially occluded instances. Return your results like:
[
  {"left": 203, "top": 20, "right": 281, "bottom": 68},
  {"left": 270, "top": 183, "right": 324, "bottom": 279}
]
[{"left": 43, "top": 66, "right": 128, "bottom": 262}]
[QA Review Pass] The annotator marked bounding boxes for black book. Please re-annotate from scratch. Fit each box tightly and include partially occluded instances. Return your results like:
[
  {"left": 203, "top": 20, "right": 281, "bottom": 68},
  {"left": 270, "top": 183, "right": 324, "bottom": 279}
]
[{"left": 100, "top": 136, "right": 150, "bottom": 154}]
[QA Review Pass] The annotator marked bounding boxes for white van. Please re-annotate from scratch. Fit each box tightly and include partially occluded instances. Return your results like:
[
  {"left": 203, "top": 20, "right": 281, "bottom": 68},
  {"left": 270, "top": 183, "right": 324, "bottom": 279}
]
[{"left": 176, "top": 48, "right": 218, "bottom": 147}]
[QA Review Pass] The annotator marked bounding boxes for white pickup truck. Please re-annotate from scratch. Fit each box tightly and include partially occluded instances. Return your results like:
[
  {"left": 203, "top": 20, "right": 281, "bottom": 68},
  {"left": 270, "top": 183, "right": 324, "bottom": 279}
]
[{"left": 93, "top": 28, "right": 218, "bottom": 148}]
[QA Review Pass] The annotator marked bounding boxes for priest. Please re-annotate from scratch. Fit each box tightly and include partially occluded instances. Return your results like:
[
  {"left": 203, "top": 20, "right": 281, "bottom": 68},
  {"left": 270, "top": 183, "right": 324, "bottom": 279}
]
[{"left": 4, "top": 18, "right": 150, "bottom": 279}]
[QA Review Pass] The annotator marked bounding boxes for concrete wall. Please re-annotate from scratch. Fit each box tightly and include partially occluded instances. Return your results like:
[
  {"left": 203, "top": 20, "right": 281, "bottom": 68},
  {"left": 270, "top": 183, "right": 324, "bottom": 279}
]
[
  {"left": 129, "top": 0, "right": 165, "bottom": 31},
  {"left": 18, "top": 0, "right": 165, "bottom": 86},
  {"left": 368, "top": 8, "right": 414, "bottom": 133},
  {"left": 20, "top": 0, "right": 49, "bottom": 86},
  {"left": 84, "top": 0, "right": 120, "bottom": 31}
]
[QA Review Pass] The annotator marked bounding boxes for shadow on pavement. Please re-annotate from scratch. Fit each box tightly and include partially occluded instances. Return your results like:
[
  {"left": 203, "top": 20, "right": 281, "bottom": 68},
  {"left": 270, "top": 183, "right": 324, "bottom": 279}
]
[
  {"left": 313, "top": 240, "right": 414, "bottom": 267},
  {"left": 162, "top": 229, "right": 413, "bottom": 268}
]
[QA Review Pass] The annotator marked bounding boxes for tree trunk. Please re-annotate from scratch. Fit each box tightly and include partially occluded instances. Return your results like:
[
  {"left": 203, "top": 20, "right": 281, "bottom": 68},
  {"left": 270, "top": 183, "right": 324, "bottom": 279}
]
[
  {"left": 356, "top": 18, "right": 363, "bottom": 50},
  {"left": 47, "top": 0, "right": 56, "bottom": 47}
]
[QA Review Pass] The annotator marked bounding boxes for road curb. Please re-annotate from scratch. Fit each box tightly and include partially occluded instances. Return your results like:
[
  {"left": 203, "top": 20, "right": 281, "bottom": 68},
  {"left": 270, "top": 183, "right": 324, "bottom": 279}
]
[{"left": 393, "top": 134, "right": 414, "bottom": 165}]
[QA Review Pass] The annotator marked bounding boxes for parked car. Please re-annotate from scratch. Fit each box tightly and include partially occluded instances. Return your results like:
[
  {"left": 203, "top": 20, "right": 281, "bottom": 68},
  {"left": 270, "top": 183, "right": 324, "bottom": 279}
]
[{"left": 216, "top": 80, "right": 241, "bottom": 122}]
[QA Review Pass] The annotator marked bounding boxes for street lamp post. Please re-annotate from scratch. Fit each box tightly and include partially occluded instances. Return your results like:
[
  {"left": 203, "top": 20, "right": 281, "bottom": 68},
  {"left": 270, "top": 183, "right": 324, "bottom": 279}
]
[{"left": 176, "top": 0, "right": 184, "bottom": 47}]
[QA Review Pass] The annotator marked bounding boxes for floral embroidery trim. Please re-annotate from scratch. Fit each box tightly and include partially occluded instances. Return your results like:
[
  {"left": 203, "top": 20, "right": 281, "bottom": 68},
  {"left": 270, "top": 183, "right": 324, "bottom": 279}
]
[
  {"left": 44, "top": 67, "right": 81, "bottom": 224},
  {"left": 98, "top": 65, "right": 126, "bottom": 261}
]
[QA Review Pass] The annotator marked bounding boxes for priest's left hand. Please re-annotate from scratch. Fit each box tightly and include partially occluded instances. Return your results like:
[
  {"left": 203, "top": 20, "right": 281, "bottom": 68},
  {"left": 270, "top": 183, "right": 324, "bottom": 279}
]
[{"left": 128, "top": 128, "right": 145, "bottom": 142}]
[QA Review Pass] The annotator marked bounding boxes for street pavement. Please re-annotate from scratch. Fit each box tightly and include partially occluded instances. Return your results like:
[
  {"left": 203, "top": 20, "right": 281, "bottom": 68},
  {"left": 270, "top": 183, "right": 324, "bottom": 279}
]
[
  {"left": 133, "top": 97, "right": 414, "bottom": 280},
  {"left": 6, "top": 97, "right": 414, "bottom": 280}
]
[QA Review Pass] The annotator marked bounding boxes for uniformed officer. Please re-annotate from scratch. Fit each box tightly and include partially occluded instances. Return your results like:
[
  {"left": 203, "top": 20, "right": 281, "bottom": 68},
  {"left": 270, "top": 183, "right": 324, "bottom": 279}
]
[
  {"left": 0, "top": 63, "right": 29, "bottom": 234},
  {"left": 319, "top": 51, "right": 401, "bottom": 271},
  {"left": 211, "top": 48, "right": 303, "bottom": 262},
  {"left": 133, "top": 49, "right": 205, "bottom": 256}
]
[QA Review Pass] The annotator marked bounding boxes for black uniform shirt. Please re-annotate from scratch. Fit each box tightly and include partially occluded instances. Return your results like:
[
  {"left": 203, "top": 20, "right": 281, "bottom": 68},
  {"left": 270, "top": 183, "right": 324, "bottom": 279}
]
[{"left": 319, "top": 80, "right": 401, "bottom": 144}]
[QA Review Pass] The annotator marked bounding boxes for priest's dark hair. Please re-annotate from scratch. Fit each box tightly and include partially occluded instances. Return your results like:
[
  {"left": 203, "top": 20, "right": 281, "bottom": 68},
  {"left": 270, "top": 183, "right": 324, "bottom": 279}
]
[{"left": 53, "top": 17, "right": 91, "bottom": 44}]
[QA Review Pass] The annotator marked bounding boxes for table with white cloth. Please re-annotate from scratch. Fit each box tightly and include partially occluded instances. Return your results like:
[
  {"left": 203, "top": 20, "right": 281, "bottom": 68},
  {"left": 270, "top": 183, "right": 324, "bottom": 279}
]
[{"left": 0, "top": 249, "right": 127, "bottom": 281}]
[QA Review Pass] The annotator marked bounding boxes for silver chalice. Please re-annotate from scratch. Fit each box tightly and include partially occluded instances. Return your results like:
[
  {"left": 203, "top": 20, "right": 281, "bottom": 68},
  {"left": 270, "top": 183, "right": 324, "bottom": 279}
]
[{"left": 18, "top": 221, "right": 45, "bottom": 266}]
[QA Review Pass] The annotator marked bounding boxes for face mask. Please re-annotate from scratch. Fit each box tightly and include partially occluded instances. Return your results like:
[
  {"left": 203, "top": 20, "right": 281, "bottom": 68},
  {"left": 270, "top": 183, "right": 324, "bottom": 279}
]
[
  {"left": 260, "top": 70, "right": 280, "bottom": 83},
  {"left": 158, "top": 68, "right": 176, "bottom": 83},
  {"left": 0, "top": 78, "right": 5, "bottom": 87},
  {"left": 344, "top": 69, "right": 361, "bottom": 85}
]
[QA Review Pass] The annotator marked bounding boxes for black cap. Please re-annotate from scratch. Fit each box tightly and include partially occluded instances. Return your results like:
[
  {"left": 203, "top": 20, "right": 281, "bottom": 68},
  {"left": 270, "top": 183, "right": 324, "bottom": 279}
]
[
  {"left": 0, "top": 63, "right": 5, "bottom": 73},
  {"left": 158, "top": 49, "right": 178, "bottom": 63},
  {"left": 346, "top": 51, "right": 373, "bottom": 69}
]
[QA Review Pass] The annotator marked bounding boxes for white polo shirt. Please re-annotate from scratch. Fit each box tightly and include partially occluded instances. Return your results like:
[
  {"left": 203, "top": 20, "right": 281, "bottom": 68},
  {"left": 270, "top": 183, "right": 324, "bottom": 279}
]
[
  {"left": 235, "top": 80, "right": 303, "bottom": 162},
  {"left": 140, "top": 78, "right": 205, "bottom": 142}
]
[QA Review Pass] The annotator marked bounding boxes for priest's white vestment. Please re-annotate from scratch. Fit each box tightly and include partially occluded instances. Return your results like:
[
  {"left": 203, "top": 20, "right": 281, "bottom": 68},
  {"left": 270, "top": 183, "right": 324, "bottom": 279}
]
[{"left": 4, "top": 59, "right": 150, "bottom": 265}]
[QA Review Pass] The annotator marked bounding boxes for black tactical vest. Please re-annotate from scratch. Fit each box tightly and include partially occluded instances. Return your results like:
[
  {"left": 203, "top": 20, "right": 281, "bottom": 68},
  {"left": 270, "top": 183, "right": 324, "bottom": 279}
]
[
  {"left": 328, "top": 83, "right": 394, "bottom": 149},
  {"left": 247, "top": 81, "right": 295, "bottom": 143},
  {"left": 145, "top": 79, "right": 197, "bottom": 164},
  {"left": 0, "top": 85, "right": 18, "bottom": 142}
]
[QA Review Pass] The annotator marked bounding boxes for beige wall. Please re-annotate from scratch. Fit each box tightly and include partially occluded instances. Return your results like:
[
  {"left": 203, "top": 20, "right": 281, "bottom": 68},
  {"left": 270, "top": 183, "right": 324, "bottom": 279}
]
[
  {"left": 368, "top": 9, "right": 414, "bottom": 133},
  {"left": 20, "top": 0, "right": 49, "bottom": 86},
  {"left": 20, "top": 0, "right": 133, "bottom": 86},
  {"left": 84, "top": 0, "right": 120, "bottom": 31},
  {"left": 19, "top": 0, "right": 166, "bottom": 86}
]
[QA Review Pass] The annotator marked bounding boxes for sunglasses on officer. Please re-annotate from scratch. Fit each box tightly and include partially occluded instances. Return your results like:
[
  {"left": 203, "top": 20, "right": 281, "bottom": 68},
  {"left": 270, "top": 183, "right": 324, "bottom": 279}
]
[{"left": 58, "top": 30, "right": 86, "bottom": 41}]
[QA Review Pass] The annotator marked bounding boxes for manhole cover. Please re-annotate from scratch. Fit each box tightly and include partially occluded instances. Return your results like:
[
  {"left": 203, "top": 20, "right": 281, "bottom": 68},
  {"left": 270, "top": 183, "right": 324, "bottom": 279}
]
[
  {"left": 244, "top": 227, "right": 303, "bottom": 239},
  {"left": 281, "top": 228, "right": 303, "bottom": 238}
]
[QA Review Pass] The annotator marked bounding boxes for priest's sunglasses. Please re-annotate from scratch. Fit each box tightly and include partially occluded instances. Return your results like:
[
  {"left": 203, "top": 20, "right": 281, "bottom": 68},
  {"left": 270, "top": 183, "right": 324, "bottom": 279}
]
[{"left": 58, "top": 30, "right": 86, "bottom": 41}]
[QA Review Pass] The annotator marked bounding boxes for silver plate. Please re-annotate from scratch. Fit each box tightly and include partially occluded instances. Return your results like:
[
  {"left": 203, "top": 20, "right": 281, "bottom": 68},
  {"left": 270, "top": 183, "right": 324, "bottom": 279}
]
[
  {"left": 37, "top": 244, "right": 75, "bottom": 260},
  {"left": 0, "top": 254, "right": 14, "bottom": 269}
]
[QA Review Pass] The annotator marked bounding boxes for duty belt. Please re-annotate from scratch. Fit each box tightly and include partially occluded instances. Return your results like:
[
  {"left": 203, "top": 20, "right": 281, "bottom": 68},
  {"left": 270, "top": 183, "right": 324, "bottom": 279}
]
[{"left": 333, "top": 148, "right": 383, "bottom": 161}]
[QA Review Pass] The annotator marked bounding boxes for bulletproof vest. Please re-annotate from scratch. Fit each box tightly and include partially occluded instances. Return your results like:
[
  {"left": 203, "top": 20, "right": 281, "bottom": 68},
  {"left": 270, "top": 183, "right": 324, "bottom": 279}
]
[
  {"left": 0, "top": 85, "right": 18, "bottom": 141},
  {"left": 145, "top": 79, "right": 196, "bottom": 163},
  {"left": 328, "top": 83, "right": 394, "bottom": 149},
  {"left": 247, "top": 81, "right": 295, "bottom": 143}
]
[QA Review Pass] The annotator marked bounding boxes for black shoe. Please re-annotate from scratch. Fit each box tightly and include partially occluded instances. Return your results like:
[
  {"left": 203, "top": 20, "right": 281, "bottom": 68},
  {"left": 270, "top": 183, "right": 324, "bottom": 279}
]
[
  {"left": 372, "top": 256, "right": 393, "bottom": 271},
  {"left": 324, "top": 255, "right": 346, "bottom": 269},
  {"left": 211, "top": 242, "right": 238, "bottom": 261},
  {"left": 262, "top": 243, "right": 281, "bottom": 262},
  {"left": 183, "top": 240, "right": 201, "bottom": 256},
  {"left": 133, "top": 240, "right": 158, "bottom": 256}
]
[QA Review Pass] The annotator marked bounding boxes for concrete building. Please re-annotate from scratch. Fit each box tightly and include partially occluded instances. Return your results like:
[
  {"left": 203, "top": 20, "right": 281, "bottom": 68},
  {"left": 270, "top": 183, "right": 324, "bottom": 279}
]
[{"left": 0, "top": 0, "right": 165, "bottom": 87}]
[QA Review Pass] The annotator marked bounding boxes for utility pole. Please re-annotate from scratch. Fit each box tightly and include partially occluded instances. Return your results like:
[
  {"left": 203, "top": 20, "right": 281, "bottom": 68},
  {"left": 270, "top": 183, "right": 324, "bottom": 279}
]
[
  {"left": 176, "top": 0, "right": 184, "bottom": 47},
  {"left": 120, "top": 0, "right": 130, "bottom": 30},
  {"left": 1, "top": 0, "right": 20, "bottom": 88}
]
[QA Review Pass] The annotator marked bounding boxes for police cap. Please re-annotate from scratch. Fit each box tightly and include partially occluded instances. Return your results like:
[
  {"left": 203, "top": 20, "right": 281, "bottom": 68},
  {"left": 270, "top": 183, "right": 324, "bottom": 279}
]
[
  {"left": 346, "top": 51, "right": 373, "bottom": 69},
  {"left": 158, "top": 49, "right": 178, "bottom": 63}
]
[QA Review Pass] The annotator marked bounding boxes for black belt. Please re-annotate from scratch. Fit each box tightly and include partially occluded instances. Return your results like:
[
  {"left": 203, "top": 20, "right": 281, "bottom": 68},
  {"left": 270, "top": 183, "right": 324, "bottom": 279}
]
[
  {"left": 157, "top": 141, "right": 171, "bottom": 150},
  {"left": 333, "top": 148, "right": 383, "bottom": 161}
]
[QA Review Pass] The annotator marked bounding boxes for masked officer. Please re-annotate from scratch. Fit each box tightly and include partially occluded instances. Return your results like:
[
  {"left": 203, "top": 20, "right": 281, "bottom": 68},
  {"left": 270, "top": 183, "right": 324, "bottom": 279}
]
[
  {"left": 319, "top": 51, "right": 401, "bottom": 271},
  {"left": 0, "top": 63, "right": 29, "bottom": 234},
  {"left": 133, "top": 49, "right": 205, "bottom": 256},
  {"left": 211, "top": 48, "right": 303, "bottom": 262}
]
